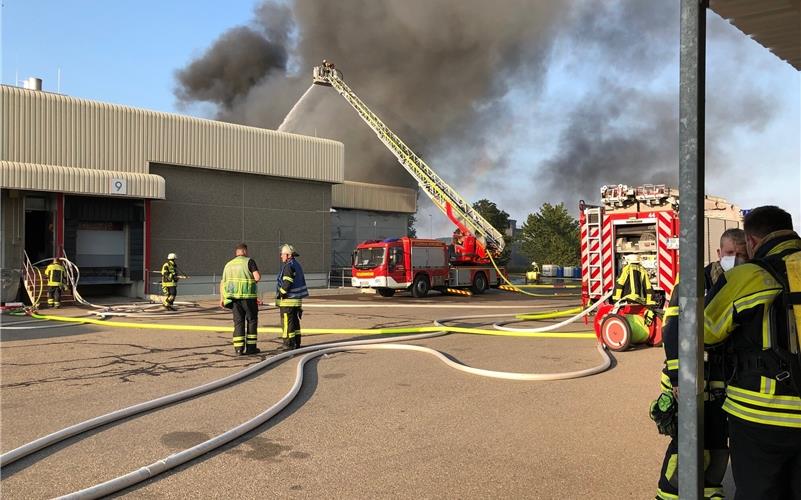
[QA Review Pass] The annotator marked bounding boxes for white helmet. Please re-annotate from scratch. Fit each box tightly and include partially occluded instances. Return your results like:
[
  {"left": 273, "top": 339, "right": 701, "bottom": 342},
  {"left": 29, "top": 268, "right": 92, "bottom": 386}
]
[
  {"left": 280, "top": 244, "right": 298, "bottom": 256},
  {"left": 167, "top": 253, "right": 177, "bottom": 260}
]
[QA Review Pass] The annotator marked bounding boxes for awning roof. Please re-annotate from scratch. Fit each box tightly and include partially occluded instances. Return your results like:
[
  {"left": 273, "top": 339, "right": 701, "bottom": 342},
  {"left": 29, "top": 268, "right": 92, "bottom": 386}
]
[
  {"left": 0, "top": 161, "right": 165, "bottom": 199},
  {"left": 710, "top": 0, "right": 801, "bottom": 70}
]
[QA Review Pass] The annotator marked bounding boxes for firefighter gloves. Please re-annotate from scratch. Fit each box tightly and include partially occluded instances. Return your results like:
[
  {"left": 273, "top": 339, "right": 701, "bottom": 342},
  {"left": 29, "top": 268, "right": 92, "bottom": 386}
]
[{"left": 650, "top": 392, "right": 678, "bottom": 437}]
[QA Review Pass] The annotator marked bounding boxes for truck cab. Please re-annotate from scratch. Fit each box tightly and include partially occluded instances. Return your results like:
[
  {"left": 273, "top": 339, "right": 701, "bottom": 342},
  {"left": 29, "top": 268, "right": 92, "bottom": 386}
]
[{"left": 352, "top": 237, "right": 450, "bottom": 297}]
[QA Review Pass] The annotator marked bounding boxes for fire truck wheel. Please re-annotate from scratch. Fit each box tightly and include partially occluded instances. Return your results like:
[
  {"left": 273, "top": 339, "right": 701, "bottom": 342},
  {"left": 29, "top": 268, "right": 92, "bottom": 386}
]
[
  {"left": 471, "top": 272, "right": 488, "bottom": 294},
  {"left": 600, "top": 313, "right": 632, "bottom": 351},
  {"left": 411, "top": 275, "right": 430, "bottom": 298},
  {"left": 376, "top": 288, "right": 396, "bottom": 297}
]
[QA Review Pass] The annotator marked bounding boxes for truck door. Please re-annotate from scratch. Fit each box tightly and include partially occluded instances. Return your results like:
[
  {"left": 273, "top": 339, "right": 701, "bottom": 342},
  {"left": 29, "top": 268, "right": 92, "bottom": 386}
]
[{"left": 388, "top": 245, "right": 406, "bottom": 284}]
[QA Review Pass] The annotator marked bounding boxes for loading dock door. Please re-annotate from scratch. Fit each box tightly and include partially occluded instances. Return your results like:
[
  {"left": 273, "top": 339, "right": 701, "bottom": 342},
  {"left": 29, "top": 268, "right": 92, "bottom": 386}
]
[{"left": 24, "top": 196, "right": 53, "bottom": 263}]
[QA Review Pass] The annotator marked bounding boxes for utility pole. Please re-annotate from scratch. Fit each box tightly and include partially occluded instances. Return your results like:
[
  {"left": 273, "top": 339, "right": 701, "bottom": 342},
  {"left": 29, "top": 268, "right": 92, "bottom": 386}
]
[{"left": 678, "top": 1, "right": 707, "bottom": 498}]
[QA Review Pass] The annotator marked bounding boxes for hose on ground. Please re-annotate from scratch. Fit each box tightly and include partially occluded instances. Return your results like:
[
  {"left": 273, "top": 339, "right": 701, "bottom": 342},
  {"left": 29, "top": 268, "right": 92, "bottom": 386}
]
[
  {"left": 2, "top": 296, "right": 610, "bottom": 497},
  {"left": 52, "top": 338, "right": 610, "bottom": 499}
]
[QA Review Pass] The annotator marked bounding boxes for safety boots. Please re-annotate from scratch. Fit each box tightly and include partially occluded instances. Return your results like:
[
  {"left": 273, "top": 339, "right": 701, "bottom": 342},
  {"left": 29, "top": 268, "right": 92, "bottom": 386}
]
[{"left": 282, "top": 335, "right": 301, "bottom": 350}]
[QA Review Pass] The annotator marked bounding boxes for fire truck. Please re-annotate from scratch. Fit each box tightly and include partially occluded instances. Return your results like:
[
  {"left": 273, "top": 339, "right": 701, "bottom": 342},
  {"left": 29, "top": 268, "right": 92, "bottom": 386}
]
[
  {"left": 311, "top": 61, "right": 505, "bottom": 297},
  {"left": 580, "top": 184, "right": 742, "bottom": 350},
  {"left": 351, "top": 237, "right": 502, "bottom": 297}
]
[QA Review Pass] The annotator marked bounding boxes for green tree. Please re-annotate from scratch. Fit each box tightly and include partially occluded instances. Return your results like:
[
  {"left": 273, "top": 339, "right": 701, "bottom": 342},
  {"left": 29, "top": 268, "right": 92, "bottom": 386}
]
[
  {"left": 407, "top": 214, "right": 418, "bottom": 238},
  {"left": 472, "top": 198, "right": 512, "bottom": 264},
  {"left": 519, "top": 203, "right": 580, "bottom": 267}
]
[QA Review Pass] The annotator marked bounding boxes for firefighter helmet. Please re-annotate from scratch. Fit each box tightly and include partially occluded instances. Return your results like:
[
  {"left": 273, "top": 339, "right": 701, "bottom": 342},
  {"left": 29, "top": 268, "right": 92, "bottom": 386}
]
[{"left": 280, "top": 244, "right": 298, "bottom": 257}]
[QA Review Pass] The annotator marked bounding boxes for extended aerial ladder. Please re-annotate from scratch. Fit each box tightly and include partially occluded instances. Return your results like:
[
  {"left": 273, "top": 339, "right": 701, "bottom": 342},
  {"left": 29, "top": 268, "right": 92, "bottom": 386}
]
[{"left": 311, "top": 61, "right": 505, "bottom": 258}]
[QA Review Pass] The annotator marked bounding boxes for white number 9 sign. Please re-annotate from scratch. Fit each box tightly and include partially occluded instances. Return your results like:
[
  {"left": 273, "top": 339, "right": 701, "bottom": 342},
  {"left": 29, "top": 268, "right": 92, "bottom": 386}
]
[{"left": 110, "top": 178, "right": 128, "bottom": 195}]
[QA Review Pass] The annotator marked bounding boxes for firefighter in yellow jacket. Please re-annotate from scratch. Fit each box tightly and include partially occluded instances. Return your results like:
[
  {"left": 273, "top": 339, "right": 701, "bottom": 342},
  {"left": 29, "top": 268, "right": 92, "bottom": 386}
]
[
  {"left": 160, "top": 253, "right": 179, "bottom": 310},
  {"left": 220, "top": 243, "right": 261, "bottom": 355},
  {"left": 704, "top": 205, "right": 801, "bottom": 498},
  {"left": 44, "top": 258, "right": 67, "bottom": 308},
  {"left": 613, "top": 256, "right": 655, "bottom": 305}
]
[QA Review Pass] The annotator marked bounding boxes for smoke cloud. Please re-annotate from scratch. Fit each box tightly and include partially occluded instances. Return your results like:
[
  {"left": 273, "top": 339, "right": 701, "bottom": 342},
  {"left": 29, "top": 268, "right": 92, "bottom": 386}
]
[
  {"left": 531, "top": 0, "right": 779, "bottom": 209},
  {"left": 175, "top": 0, "right": 782, "bottom": 212},
  {"left": 175, "top": 24, "right": 289, "bottom": 108},
  {"left": 175, "top": 0, "right": 566, "bottom": 187}
]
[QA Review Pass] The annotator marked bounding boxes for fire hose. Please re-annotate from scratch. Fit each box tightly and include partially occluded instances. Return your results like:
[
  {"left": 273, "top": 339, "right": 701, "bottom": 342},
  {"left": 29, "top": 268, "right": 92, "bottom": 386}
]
[{"left": 2, "top": 296, "right": 609, "bottom": 498}]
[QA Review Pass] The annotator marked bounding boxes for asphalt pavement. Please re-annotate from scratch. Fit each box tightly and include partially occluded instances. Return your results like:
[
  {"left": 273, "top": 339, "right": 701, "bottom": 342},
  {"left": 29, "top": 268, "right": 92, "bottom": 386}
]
[{"left": 1, "top": 288, "right": 690, "bottom": 499}]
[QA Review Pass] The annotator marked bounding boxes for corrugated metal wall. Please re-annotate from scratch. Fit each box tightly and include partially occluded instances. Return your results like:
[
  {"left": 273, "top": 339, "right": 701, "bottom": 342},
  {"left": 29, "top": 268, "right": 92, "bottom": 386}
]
[
  {"left": 331, "top": 209, "right": 409, "bottom": 267},
  {"left": 1, "top": 161, "right": 165, "bottom": 199},
  {"left": 1, "top": 85, "right": 344, "bottom": 184},
  {"left": 332, "top": 181, "right": 417, "bottom": 213}
]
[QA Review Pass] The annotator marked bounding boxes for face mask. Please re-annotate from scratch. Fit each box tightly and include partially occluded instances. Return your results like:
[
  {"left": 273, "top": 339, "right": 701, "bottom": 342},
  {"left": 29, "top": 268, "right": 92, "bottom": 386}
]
[{"left": 720, "top": 255, "right": 736, "bottom": 271}]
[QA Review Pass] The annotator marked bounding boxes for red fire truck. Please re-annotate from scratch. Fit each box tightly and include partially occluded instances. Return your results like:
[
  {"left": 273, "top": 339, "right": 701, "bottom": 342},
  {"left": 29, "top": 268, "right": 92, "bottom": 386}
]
[
  {"left": 311, "top": 62, "right": 507, "bottom": 298},
  {"left": 580, "top": 184, "right": 742, "bottom": 350},
  {"left": 351, "top": 237, "right": 502, "bottom": 297}
]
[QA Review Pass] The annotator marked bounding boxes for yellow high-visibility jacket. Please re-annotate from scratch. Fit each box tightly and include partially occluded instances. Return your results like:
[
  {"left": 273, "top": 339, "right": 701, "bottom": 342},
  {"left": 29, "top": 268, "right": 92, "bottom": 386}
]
[
  {"left": 44, "top": 262, "right": 66, "bottom": 287},
  {"left": 613, "top": 262, "right": 654, "bottom": 305},
  {"left": 704, "top": 230, "right": 801, "bottom": 428}
]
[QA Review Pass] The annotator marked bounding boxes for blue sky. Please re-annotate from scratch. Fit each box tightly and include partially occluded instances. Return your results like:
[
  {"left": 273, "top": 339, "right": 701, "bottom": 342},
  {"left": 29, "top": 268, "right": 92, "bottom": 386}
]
[
  {"left": 1, "top": 1, "right": 254, "bottom": 112},
  {"left": 3, "top": 1, "right": 799, "bottom": 236}
]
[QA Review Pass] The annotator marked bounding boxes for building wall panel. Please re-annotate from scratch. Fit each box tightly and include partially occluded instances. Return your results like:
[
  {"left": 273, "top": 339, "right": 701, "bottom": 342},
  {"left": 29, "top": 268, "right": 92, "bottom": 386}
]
[
  {"left": 150, "top": 165, "right": 330, "bottom": 278},
  {"left": 332, "top": 181, "right": 416, "bottom": 213},
  {"left": 1, "top": 86, "right": 344, "bottom": 184}
]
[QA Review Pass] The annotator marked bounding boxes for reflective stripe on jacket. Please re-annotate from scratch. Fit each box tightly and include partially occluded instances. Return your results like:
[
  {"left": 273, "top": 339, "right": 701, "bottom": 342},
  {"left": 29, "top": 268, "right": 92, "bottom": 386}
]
[
  {"left": 662, "top": 274, "right": 727, "bottom": 401},
  {"left": 45, "top": 263, "right": 65, "bottom": 287},
  {"left": 277, "top": 258, "right": 308, "bottom": 307},
  {"left": 613, "top": 263, "right": 654, "bottom": 304},
  {"left": 221, "top": 256, "right": 258, "bottom": 305},
  {"left": 161, "top": 260, "right": 177, "bottom": 286},
  {"left": 704, "top": 230, "right": 801, "bottom": 428}
]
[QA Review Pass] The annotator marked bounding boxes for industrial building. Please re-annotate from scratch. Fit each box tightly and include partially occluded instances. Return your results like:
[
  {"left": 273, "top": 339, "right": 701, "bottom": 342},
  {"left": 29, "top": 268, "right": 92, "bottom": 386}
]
[{"left": 0, "top": 83, "right": 416, "bottom": 301}]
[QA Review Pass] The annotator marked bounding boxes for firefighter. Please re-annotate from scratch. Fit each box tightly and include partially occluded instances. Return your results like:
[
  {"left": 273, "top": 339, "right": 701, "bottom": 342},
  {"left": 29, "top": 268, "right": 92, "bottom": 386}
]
[
  {"left": 220, "top": 243, "right": 261, "bottom": 355},
  {"left": 613, "top": 256, "right": 655, "bottom": 305},
  {"left": 277, "top": 244, "right": 308, "bottom": 350},
  {"left": 652, "top": 272, "right": 729, "bottom": 500},
  {"left": 704, "top": 228, "right": 747, "bottom": 292},
  {"left": 44, "top": 258, "right": 66, "bottom": 308},
  {"left": 448, "top": 229, "right": 462, "bottom": 261},
  {"left": 160, "top": 253, "right": 179, "bottom": 310},
  {"left": 704, "top": 205, "right": 801, "bottom": 498}
]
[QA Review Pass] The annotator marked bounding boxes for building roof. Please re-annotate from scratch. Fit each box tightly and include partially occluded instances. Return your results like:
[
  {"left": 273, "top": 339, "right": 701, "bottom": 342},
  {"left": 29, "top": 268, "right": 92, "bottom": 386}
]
[
  {"left": 1, "top": 85, "right": 344, "bottom": 186},
  {"left": 0, "top": 161, "right": 165, "bottom": 199},
  {"left": 710, "top": 0, "right": 801, "bottom": 70},
  {"left": 332, "top": 181, "right": 417, "bottom": 213}
]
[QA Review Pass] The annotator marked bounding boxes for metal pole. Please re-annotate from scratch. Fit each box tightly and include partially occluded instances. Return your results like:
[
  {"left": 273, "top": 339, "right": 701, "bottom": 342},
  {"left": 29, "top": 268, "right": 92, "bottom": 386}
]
[{"left": 678, "top": 1, "right": 706, "bottom": 498}]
